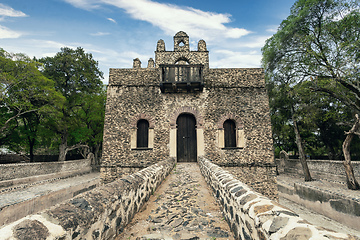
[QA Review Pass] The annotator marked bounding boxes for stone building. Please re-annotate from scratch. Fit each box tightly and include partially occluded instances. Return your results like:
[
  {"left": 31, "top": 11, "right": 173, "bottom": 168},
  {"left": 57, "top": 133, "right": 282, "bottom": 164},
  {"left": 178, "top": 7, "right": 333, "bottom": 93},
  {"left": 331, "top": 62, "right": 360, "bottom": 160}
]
[{"left": 101, "top": 31, "right": 277, "bottom": 198}]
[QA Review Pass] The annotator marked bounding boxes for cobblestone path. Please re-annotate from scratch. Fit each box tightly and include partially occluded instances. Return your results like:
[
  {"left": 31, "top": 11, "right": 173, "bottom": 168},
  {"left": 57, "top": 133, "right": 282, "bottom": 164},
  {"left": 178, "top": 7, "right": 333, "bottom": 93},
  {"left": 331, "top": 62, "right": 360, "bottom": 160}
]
[{"left": 117, "top": 163, "right": 235, "bottom": 240}]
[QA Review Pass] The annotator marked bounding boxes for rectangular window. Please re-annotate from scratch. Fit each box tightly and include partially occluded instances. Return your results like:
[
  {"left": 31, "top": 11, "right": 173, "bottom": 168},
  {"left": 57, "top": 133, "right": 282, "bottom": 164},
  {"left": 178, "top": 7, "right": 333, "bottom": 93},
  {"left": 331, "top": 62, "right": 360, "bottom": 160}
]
[
  {"left": 224, "top": 119, "right": 236, "bottom": 148},
  {"left": 137, "top": 119, "right": 149, "bottom": 148}
]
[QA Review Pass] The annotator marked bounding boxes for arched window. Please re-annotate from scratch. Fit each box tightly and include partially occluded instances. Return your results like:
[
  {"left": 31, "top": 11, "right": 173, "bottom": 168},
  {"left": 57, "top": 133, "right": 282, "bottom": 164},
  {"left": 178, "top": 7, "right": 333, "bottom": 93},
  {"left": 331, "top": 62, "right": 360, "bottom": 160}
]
[
  {"left": 224, "top": 119, "right": 236, "bottom": 148},
  {"left": 137, "top": 119, "right": 149, "bottom": 148}
]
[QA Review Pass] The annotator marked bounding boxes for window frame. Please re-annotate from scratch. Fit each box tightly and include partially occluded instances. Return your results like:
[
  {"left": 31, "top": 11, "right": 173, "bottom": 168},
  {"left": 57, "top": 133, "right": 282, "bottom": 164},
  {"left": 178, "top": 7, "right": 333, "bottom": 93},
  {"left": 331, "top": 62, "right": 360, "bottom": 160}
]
[
  {"left": 223, "top": 119, "right": 237, "bottom": 148},
  {"left": 136, "top": 119, "right": 149, "bottom": 149},
  {"left": 217, "top": 115, "right": 245, "bottom": 150}
]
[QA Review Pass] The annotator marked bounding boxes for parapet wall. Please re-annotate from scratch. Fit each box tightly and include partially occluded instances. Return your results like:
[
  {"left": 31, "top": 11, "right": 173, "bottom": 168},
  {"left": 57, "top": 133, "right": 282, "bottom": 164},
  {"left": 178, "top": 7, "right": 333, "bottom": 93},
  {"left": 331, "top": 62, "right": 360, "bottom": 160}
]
[
  {"left": 0, "top": 159, "right": 90, "bottom": 182},
  {"left": 0, "top": 158, "right": 175, "bottom": 240},
  {"left": 276, "top": 158, "right": 360, "bottom": 183},
  {"left": 199, "top": 157, "right": 357, "bottom": 240}
]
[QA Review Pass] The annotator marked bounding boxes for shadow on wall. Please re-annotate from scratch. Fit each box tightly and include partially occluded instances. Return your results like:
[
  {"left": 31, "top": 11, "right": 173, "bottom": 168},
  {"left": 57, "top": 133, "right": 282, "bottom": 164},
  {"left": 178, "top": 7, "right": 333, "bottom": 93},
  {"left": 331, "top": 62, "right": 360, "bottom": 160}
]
[{"left": 0, "top": 154, "right": 84, "bottom": 164}]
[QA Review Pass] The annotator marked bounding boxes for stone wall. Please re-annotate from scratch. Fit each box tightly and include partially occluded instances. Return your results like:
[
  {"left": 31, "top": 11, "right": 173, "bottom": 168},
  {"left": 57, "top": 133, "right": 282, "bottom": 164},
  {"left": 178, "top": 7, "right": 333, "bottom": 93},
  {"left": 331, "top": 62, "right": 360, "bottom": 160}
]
[
  {"left": 0, "top": 154, "right": 27, "bottom": 164},
  {"left": 0, "top": 158, "right": 175, "bottom": 240},
  {"left": 0, "top": 159, "right": 90, "bottom": 182},
  {"left": 223, "top": 165, "right": 278, "bottom": 201},
  {"left": 199, "top": 157, "right": 358, "bottom": 240},
  {"left": 278, "top": 180, "right": 360, "bottom": 231},
  {"left": 276, "top": 158, "right": 360, "bottom": 183}
]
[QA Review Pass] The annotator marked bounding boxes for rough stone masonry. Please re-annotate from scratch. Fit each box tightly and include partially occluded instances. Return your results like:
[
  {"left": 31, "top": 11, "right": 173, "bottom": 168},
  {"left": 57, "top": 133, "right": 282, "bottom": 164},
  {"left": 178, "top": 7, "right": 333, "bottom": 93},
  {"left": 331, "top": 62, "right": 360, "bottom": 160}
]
[{"left": 101, "top": 31, "right": 276, "bottom": 199}]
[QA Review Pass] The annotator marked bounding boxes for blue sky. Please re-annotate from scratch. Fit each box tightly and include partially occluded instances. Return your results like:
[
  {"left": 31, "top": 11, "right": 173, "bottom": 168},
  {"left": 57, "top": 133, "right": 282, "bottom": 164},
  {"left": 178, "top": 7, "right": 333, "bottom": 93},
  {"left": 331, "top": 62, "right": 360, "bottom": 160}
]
[{"left": 0, "top": 0, "right": 296, "bottom": 84}]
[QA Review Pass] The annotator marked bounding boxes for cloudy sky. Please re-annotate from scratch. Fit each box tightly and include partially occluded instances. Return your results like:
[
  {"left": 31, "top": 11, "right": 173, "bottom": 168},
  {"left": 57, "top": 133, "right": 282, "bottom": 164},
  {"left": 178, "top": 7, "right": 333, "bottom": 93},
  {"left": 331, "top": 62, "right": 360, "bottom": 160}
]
[{"left": 0, "top": 0, "right": 296, "bottom": 84}]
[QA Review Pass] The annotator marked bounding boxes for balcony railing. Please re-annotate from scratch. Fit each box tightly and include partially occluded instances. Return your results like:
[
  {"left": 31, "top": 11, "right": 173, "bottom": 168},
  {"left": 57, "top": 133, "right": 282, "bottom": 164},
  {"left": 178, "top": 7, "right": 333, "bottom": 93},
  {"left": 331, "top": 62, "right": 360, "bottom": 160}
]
[{"left": 160, "top": 64, "right": 204, "bottom": 93}]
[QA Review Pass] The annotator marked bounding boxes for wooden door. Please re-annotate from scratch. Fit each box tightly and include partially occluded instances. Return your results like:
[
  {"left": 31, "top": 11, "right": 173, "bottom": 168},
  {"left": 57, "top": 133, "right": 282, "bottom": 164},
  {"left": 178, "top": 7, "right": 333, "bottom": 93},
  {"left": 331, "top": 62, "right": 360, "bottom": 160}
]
[{"left": 177, "top": 114, "right": 197, "bottom": 162}]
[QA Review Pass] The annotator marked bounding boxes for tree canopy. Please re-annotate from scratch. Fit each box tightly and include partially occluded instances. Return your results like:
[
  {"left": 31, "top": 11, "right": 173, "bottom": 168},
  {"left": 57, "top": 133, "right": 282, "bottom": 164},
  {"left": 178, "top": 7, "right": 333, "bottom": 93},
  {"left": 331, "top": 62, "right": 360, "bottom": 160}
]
[
  {"left": 39, "top": 47, "right": 104, "bottom": 161},
  {"left": 0, "top": 47, "right": 106, "bottom": 164},
  {"left": 263, "top": 0, "right": 360, "bottom": 112},
  {"left": 262, "top": 0, "right": 360, "bottom": 189},
  {"left": 0, "top": 48, "right": 64, "bottom": 158}
]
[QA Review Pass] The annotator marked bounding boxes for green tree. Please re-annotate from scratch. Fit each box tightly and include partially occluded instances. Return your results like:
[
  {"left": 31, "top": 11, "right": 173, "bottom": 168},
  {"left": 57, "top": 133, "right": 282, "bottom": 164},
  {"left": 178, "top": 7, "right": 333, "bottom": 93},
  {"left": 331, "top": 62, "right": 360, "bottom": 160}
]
[
  {"left": 40, "top": 47, "right": 104, "bottom": 161},
  {"left": 0, "top": 48, "right": 63, "bottom": 160},
  {"left": 79, "top": 90, "right": 106, "bottom": 164},
  {"left": 262, "top": 0, "right": 360, "bottom": 189},
  {"left": 267, "top": 75, "right": 313, "bottom": 181}
]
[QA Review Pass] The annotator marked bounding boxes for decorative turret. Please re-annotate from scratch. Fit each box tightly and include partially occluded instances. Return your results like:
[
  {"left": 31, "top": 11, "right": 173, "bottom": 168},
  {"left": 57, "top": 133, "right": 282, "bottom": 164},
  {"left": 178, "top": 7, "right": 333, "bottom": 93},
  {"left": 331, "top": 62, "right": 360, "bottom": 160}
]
[
  {"left": 156, "top": 39, "right": 165, "bottom": 52},
  {"left": 147, "top": 58, "right": 155, "bottom": 68},
  {"left": 174, "top": 31, "right": 190, "bottom": 52},
  {"left": 198, "top": 40, "right": 207, "bottom": 52},
  {"left": 133, "top": 58, "right": 141, "bottom": 68}
]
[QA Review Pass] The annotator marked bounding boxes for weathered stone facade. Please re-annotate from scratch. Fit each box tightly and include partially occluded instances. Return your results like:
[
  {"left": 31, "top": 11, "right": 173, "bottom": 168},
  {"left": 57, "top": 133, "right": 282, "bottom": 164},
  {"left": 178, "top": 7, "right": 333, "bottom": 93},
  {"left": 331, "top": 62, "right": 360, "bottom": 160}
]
[{"left": 101, "top": 31, "right": 276, "bottom": 196}]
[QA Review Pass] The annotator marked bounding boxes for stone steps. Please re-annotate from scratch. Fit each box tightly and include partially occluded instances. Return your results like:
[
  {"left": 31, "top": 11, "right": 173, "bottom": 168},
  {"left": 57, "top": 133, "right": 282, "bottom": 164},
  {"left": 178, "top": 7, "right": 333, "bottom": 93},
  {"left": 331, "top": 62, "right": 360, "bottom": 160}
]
[
  {"left": 277, "top": 174, "right": 360, "bottom": 231},
  {"left": 0, "top": 171, "right": 100, "bottom": 227},
  {"left": 0, "top": 167, "right": 93, "bottom": 194}
]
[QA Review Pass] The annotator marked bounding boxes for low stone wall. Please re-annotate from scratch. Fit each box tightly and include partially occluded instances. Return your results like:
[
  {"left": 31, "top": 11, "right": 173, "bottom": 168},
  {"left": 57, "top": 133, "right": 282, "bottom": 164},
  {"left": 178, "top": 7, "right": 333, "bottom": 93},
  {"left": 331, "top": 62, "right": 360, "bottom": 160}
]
[
  {"left": 276, "top": 158, "right": 360, "bottom": 183},
  {"left": 0, "top": 159, "right": 90, "bottom": 181},
  {"left": 0, "top": 154, "right": 27, "bottom": 164},
  {"left": 0, "top": 158, "right": 175, "bottom": 240},
  {"left": 278, "top": 178, "right": 360, "bottom": 231},
  {"left": 199, "top": 157, "right": 357, "bottom": 240}
]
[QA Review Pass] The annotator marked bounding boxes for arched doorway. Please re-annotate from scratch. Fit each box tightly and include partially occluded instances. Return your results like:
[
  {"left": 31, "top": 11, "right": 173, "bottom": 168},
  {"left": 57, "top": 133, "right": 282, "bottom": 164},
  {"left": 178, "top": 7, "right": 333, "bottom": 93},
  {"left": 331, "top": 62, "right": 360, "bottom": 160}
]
[{"left": 176, "top": 114, "right": 197, "bottom": 162}]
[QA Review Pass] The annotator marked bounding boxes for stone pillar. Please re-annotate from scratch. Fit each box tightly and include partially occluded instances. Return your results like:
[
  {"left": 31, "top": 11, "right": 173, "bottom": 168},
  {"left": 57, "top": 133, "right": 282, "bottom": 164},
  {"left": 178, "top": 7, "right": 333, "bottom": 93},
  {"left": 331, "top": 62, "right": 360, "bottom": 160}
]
[
  {"left": 169, "top": 128, "right": 176, "bottom": 157},
  {"left": 133, "top": 58, "right": 141, "bottom": 68},
  {"left": 147, "top": 58, "right": 155, "bottom": 68},
  {"left": 237, "top": 129, "right": 246, "bottom": 148},
  {"left": 218, "top": 129, "right": 225, "bottom": 148},
  {"left": 197, "top": 128, "right": 204, "bottom": 156},
  {"left": 148, "top": 128, "right": 154, "bottom": 149}
]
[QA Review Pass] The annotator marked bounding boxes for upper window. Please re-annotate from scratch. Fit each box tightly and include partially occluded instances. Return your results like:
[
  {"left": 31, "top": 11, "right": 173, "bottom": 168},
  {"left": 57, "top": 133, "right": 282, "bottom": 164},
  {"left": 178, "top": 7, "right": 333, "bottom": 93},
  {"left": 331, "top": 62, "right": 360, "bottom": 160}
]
[
  {"left": 137, "top": 119, "right": 149, "bottom": 148},
  {"left": 224, "top": 119, "right": 236, "bottom": 148}
]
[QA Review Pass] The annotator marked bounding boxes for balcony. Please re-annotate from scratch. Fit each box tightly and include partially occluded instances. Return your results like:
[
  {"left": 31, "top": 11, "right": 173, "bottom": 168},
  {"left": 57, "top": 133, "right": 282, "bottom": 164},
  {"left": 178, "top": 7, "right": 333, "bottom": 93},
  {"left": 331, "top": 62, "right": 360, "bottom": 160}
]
[{"left": 160, "top": 64, "right": 204, "bottom": 93}]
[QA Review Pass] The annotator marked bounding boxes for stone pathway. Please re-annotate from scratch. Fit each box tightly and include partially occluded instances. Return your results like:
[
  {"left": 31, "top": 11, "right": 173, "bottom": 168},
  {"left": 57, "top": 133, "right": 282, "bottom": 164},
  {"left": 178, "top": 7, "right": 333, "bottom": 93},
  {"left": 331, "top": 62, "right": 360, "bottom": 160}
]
[{"left": 117, "top": 163, "right": 234, "bottom": 240}]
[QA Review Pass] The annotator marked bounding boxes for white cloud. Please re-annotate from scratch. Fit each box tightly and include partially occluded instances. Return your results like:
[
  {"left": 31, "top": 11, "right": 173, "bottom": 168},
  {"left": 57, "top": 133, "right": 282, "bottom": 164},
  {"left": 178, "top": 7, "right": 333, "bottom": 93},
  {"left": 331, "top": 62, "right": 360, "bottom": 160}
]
[
  {"left": 90, "top": 31, "right": 111, "bottom": 36},
  {"left": 0, "top": 3, "right": 27, "bottom": 18},
  {"left": 107, "top": 17, "right": 116, "bottom": 23},
  {"left": 63, "top": 0, "right": 101, "bottom": 10},
  {"left": 0, "top": 25, "right": 22, "bottom": 38},
  {"left": 33, "top": 40, "right": 75, "bottom": 50},
  {"left": 266, "top": 25, "right": 278, "bottom": 33},
  {"left": 211, "top": 49, "right": 262, "bottom": 68},
  {"left": 0, "top": 4, "right": 27, "bottom": 38},
  {"left": 64, "top": 0, "right": 251, "bottom": 40},
  {"left": 232, "top": 36, "right": 271, "bottom": 49}
]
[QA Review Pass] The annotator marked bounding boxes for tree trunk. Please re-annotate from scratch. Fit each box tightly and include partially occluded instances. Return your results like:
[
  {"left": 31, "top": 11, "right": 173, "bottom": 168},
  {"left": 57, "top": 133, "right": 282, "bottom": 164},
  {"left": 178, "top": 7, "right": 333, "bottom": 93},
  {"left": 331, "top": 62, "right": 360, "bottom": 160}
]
[
  {"left": 94, "top": 143, "right": 101, "bottom": 166},
  {"left": 278, "top": 150, "right": 288, "bottom": 174},
  {"left": 29, "top": 137, "right": 35, "bottom": 163},
  {"left": 342, "top": 115, "right": 360, "bottom": 190},
  {"left": 58, "top": 132, "right": 68, "bottom": 161},
  {"left": 292, "top": 113, "right": 313, "bottom": 181}
]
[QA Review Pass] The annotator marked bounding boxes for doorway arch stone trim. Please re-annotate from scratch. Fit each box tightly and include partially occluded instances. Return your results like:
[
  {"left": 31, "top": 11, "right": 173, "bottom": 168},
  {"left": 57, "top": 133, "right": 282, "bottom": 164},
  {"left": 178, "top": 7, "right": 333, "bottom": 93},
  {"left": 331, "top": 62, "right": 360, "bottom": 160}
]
[
  {"left": 217, "top": 114, "right": 243, "bottom": 130},
  {"left": 130, "top": 113, "right": 155, "bottom": 129},
  {"left": 169, "top": 107, "right": 204, "bottom": 129}
]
